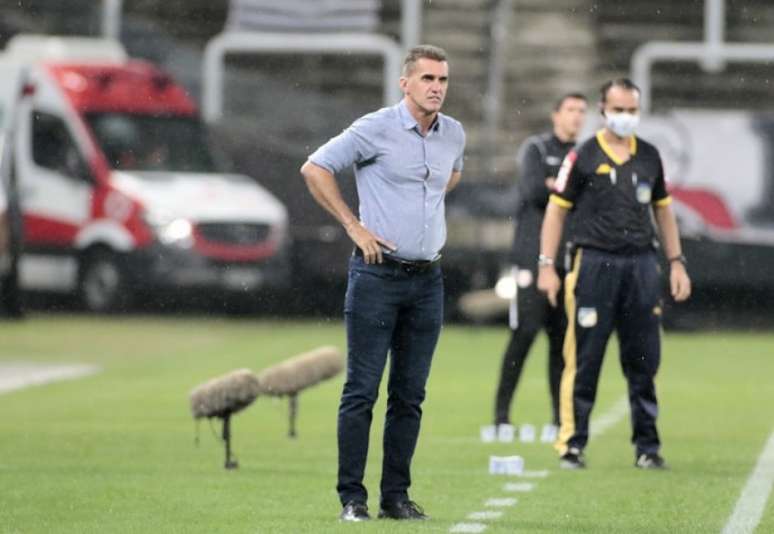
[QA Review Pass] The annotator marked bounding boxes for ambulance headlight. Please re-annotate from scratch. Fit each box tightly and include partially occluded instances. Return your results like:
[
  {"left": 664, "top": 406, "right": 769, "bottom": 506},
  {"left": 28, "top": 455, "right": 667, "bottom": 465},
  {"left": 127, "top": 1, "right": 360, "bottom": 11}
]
[
  {"left": 158, "top": 218, "right": 193, "bottom": 247},
  {"left": 145, "top": 212, "right": 193, "bottom": 248}
]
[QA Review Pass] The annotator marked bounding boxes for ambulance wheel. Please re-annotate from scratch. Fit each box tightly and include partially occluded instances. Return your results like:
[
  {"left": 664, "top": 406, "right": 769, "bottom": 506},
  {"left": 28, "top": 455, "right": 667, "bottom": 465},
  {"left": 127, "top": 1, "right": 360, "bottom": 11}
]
[{"left": 79, "top": 249, "right": 129, "bottom": 313}]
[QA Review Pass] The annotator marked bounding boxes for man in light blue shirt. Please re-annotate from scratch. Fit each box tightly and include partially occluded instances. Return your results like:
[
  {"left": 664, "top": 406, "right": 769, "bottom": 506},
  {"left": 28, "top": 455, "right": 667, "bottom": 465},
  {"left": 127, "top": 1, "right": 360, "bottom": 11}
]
[{"left": 301, "top": 44, "right": 465, "bottom": 522}]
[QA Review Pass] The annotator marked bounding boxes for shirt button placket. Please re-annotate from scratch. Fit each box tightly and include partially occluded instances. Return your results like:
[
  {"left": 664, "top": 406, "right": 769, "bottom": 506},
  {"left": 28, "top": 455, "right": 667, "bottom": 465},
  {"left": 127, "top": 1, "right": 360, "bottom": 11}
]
[{"left": 422, "top": 137, "right": 431, "bottom": 255}]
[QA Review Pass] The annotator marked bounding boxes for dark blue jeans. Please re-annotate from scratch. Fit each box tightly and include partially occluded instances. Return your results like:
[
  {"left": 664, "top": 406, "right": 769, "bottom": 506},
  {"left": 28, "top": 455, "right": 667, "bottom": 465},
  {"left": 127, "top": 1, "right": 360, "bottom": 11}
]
[{"left": 337, "top": 255, "right": 444, "bottom": 506}]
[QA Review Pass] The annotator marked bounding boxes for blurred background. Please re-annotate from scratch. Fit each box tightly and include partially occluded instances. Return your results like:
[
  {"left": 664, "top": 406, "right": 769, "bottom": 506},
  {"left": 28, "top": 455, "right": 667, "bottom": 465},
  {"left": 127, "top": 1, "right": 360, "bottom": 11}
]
[{"left": 1, "top": 0, "right": 773, "bottom": 328}]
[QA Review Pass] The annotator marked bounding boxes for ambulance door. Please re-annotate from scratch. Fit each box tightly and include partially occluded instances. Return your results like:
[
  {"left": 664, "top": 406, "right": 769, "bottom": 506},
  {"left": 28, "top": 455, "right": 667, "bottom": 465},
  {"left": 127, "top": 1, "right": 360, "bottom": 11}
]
[{"left": 16, "top": 109, "right": 94, "bottom": 292}]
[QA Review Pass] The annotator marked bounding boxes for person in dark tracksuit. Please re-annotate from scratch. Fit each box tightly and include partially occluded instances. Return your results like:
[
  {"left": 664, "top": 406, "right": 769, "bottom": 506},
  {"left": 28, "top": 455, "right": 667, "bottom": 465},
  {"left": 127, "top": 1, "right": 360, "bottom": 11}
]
[
  {"left": 494, "top": 94, "right": 587, "bottom": 435},
  {"left": 537, "top": 78, "right": 691, "bottom": 470}
]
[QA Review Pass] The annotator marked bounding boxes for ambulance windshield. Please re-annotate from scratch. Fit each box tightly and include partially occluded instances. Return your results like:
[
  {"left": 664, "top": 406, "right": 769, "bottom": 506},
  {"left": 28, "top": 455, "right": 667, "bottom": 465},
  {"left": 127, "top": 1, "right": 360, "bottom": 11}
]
[{"left": 85, "top": 112, "right": 217, "bottom": 173}]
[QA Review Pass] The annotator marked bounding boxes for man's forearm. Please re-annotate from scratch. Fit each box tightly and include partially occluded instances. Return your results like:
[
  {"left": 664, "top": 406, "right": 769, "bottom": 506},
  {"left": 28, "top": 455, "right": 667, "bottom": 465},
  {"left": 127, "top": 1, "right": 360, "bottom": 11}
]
[
  {"left": 654, "top": 205, "right": 682, "bottom": 259},
  {"left": 301, "top": 161, "right": 358, "bottom": 228},
  {"left": 446, "top": 171, "right": 462, "bottom": 192},
  {"left": 539, "top": 202, "right": 568, "bottom": 261}
]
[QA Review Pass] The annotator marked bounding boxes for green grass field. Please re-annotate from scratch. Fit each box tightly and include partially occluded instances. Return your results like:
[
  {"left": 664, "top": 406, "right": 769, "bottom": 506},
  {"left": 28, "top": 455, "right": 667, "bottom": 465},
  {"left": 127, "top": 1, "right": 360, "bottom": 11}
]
[{"left": 1, "top": 316, "right": 773, "bottom": 533}]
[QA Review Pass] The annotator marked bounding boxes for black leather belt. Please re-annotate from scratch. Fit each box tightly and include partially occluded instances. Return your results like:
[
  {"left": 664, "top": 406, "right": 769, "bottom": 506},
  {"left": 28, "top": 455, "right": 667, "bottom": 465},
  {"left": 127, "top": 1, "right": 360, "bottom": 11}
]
[{"left": 353, "top": 248, "right": 441, "bottom": 272}]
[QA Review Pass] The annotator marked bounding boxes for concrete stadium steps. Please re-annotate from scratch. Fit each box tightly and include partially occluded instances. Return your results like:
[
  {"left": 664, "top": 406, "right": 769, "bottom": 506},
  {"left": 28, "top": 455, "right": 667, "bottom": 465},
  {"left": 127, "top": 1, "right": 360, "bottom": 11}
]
[
  {"left": 495, "top": 0, "right": 596, "bottom": 180},
  {"left": 421, "top": 0, "right": 598, "bottom": 181},
  {"left": 0, "top": 0, "right": 99, "bottom": 42},
  {"left": 422, "top": 0, "right": 491, "bottom": 179}
]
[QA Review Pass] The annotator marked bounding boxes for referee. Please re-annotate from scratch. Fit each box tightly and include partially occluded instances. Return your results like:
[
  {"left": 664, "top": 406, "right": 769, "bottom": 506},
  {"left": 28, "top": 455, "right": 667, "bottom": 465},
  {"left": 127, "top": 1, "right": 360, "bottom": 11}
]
[
  {"left": 493, "top": 93, "right": 587, "bottom": 435},
  {"left": 537, "top": 78, "right": 691, "bottom": 470}
]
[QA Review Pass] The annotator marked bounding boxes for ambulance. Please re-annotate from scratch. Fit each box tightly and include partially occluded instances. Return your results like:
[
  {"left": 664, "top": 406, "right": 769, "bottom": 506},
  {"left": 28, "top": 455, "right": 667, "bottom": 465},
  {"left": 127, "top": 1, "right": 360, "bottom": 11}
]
[{"left": 0, "top": 35, "right": 289, "bottom": 312}]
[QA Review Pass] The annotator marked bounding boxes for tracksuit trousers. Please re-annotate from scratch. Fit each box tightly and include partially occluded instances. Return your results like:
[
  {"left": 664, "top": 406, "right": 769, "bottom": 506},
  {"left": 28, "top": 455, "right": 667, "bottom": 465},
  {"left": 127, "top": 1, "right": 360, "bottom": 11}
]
[{"left": 555, "top": 247, "right": 663, "bottom": 457}]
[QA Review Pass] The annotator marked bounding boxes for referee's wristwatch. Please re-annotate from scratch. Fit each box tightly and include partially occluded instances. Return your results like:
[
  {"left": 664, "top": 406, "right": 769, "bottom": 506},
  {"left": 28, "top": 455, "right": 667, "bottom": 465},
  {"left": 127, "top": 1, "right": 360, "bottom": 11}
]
[
  {"left": 668, "top": 254, "right": 687, "bottom": 266},
  {"left": 537, "top": 254, "right": 555, "bottom": 268}
]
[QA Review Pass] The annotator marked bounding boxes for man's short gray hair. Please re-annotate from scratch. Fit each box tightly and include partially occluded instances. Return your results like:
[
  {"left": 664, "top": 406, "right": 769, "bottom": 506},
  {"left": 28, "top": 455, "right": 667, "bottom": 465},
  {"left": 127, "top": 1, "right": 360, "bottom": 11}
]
[{"left": 402, "top": 44, "right": 448, "bottom": 76}]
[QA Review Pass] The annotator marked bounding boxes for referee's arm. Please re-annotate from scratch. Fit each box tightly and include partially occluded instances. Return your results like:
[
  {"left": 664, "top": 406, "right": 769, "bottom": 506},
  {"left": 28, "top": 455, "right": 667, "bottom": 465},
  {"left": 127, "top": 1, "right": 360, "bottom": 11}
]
[
  {"left": 654, "top": 204, "right": 691, "bottom": 302},
  {"left": 537, "top": 199, "right": 569, "bottom": 307}
]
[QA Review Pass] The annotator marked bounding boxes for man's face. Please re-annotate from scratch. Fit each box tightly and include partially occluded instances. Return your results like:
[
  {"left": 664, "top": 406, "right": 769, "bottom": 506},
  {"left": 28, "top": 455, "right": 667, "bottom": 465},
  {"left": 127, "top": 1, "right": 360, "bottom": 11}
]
[
  {"left": 553, "top": 97, "right": 587, "bottom": 139},
  {"left": 602, "top": 86, "right": 640, "bottom": 117},
  {"left": 400, "top": 58, "right": 449, "bottom": 115}
]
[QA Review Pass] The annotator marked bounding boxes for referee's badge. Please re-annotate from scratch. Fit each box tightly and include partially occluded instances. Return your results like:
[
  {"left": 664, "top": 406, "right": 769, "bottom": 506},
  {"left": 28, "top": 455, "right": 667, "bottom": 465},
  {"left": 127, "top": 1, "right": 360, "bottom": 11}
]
[
  {"left": 636, "top": 182, "right": 652, "bottom": 204},
  {"left": 578, "top": 307, "right": 598, "bottom": 328}
]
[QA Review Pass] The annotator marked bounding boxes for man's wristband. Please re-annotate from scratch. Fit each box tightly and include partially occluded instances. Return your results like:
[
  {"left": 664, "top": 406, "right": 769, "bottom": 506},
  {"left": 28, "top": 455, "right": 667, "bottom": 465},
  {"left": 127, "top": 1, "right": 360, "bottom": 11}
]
[
  {"left": 668, "top": 254, "right": 687, "bottom": 266},
  {"left": 537, "top": 254, "right": 555, "bottom": 268}
]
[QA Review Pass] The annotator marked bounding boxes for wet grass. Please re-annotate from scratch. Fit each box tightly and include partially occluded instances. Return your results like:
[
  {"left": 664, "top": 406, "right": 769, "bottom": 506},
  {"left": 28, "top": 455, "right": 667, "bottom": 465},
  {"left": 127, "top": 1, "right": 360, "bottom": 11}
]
[{"left": 0, "top": 316, "right": 773, "bottom": 533}]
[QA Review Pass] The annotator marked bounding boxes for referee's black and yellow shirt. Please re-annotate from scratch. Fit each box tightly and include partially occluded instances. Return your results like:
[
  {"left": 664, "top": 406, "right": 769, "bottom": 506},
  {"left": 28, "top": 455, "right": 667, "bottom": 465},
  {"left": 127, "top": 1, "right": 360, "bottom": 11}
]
[{"left": 550, "top": 130, "right": 672, "bottom": 253}]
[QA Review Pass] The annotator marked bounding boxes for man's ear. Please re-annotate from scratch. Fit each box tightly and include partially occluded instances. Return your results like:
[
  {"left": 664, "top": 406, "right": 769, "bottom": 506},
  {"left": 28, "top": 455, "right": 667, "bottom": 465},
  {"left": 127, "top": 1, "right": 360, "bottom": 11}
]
[{"left": 399, "top": 77, "right": 407, "bottom": 93}]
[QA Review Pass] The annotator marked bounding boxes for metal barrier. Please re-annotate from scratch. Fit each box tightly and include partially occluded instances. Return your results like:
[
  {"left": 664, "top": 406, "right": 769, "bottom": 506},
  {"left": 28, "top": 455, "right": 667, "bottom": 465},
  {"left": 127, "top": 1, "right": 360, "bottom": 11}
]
[
  {"left": 101, "top": 0, "right": 123, "bottom": 40},
  {"left": 201, "top": 31, "right": 403, "bottom": 123},
  {"left": 631, "top": 0, "right": 774, "bottom": 113},
  {"left": 201, "top": 0, "right": 421, "bottom": 123}
]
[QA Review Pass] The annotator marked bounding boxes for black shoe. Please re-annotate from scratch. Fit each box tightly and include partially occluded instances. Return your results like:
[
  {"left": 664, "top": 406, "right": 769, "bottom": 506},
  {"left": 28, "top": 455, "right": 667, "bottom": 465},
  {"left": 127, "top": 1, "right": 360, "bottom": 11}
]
[
  {"left": 378, "top": 500, "right": 428, "bottom": 520},
  {"left": 635, "top": 453, "right": 667, "bottom": 470},
  {"left": 339, "top": 501, "right": 370, "bottom": 522},
  {"left": 559, "top": 447, "right": 586, "bottom": 469}
]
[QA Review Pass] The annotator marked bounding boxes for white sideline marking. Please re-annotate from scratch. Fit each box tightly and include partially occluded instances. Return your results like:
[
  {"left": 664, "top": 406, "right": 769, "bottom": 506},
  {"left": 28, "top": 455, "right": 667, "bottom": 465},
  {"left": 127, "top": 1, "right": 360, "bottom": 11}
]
[
  {"left": 589, "top": 395, "right": 629, "bottom": 440},
  {"left": 467, "top": 511, "right": 503, "bottom": 520},
  {"left": 0, "top": 362, "right": 100, "bottom": 395},
  {"left": 519, "top": 469, "right": 550, "bottom": 478},
  {"left": 721, "top": 430, "right": 774, "bottom": 534},
  {"left": 503, "top": 482, "right": 535, "bottom": 492},
  {"left": 484, "top": 498, "right": 517, "bottom": 507},
  {"left": 450, "top": 524, "right": 487, "bottom": 533},
  {"left": 453, "top": 396, "right": 627, "bottom": 531}
]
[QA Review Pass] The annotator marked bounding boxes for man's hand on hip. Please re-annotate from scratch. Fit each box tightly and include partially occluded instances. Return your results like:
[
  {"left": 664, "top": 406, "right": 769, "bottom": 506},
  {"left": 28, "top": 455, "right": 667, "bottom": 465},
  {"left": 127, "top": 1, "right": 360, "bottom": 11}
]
[
  {"left": 538, "top": 266, "right": 562, "bottom": 307},
  {"left": 345, "top": 221, "right": 397, "bottom": 264}
]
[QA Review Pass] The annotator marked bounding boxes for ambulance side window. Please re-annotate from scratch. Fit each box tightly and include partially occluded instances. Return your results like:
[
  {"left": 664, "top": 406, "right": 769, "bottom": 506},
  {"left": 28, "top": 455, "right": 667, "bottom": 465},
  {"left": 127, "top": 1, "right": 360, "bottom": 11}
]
[{"left": 31, "top": 111, "right": 92, "bottom": 183}]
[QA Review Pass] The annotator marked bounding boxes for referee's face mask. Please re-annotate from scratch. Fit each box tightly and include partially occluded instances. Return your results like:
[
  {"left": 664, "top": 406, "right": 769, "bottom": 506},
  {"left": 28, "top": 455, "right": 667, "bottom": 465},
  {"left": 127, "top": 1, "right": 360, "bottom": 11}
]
[{"left": 603, "top": 111, "right": 640, "bottom": 138}]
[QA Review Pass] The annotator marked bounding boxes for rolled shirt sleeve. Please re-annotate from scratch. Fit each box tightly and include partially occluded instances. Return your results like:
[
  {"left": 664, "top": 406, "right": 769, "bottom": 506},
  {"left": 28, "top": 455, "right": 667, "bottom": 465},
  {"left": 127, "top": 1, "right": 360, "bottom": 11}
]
[{"left": 308, "top": 115, "right": 379, "bottom": 175}]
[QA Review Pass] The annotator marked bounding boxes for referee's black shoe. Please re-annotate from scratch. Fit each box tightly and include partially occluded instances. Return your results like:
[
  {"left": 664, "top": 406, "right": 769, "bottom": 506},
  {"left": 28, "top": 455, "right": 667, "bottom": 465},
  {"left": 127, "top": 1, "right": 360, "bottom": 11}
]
[
  {"left": 559, "top": 448, "right": 586, "bottom": 469},
  {"left": 339, "top": 501, "right": 370, "bottom": 522},
  {"left": 378, "top": 500, "right": 428, "bottom": 520},
  {"left": 635, "top": 453, "right": 667, "bottom": 470}
]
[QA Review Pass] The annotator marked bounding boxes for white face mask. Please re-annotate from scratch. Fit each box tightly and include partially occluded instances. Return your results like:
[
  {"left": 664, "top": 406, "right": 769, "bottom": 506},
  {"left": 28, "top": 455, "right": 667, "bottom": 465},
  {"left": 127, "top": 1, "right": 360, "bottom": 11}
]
[{"left": 605, "top": 112, "right": 639, "bottom": 138}]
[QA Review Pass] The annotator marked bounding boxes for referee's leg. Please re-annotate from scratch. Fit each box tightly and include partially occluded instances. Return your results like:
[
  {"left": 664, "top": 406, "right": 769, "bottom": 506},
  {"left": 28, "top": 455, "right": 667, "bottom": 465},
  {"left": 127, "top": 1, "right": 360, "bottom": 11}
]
[
  {"left": 618, "top": 251, "right": 663, "bottom": 456},
  {"left": 555, "top": 250, "right": 617, "bottom": 456}
]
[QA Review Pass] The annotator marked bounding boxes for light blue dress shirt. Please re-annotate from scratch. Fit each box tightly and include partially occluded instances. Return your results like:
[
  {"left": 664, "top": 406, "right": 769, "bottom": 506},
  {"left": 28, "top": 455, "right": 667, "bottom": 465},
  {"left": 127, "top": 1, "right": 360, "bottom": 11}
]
[{"left": 308, "top": 100, "right": 466, "bottom": 261}]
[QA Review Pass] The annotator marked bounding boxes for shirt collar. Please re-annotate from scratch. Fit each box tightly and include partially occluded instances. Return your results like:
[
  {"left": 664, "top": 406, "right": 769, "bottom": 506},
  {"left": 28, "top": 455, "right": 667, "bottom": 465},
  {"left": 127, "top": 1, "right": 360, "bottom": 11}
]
[
  {"left": 551, "top": 132, "right": 574, "bottom": 147},
  {"left": 398, "top": 100, "right": 441, "bottom": 133}
]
